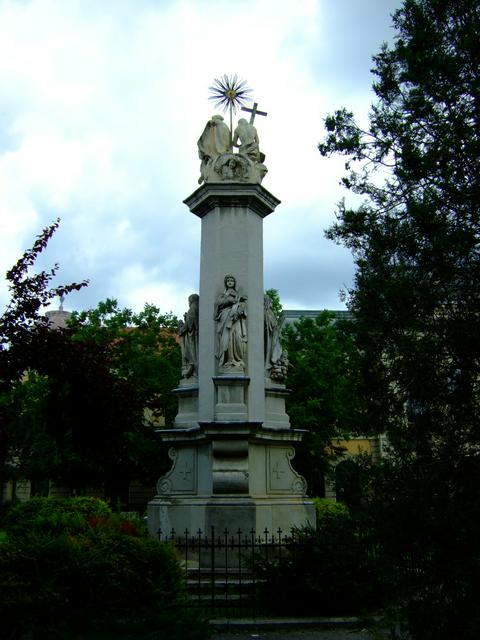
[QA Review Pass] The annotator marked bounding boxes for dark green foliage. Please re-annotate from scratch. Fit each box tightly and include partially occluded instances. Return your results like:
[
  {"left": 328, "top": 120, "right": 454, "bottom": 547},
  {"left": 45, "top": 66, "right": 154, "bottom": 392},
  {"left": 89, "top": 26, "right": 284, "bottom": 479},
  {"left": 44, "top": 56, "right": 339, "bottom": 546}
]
[
  {"left": 0, "top": 498, "right": 210, "bottom": 640},
  {"left": 0, "top": 219, "right": 87, "bottom": 351},
  {"left": 283, "top": 312, "right": 362, "bottom": 495},
  {"left": 2, "top": 496, "right": 112, "bottom": 537},
  {"left": 255, "top": 499, "right": 384, "bottom": 616},
  {"left": 319, "top": 0, "right": 480, "bottom": 442},
  {"left": 68, "top": 298, "right": 181, "bottom": 428},
  {"left": 319, "top": 1, "right": 480, "bottom": 636},
  {"left": 3, "top": 329, "right": 149, "bottom": 499},
  {"left": 0, "top": 224, "right": 180, "bottom": 502},
  {"left": 334, "top": 458, "right": 363, "bottom": 510},
  {"left": 0, "top": 221, "right": 87, "bottom": 492},
  {"left": 265, "top": 288, "right": 283, "bottom": 323},
  {"left": 356, "top": 454, "right": 480, "bottom": 640}
]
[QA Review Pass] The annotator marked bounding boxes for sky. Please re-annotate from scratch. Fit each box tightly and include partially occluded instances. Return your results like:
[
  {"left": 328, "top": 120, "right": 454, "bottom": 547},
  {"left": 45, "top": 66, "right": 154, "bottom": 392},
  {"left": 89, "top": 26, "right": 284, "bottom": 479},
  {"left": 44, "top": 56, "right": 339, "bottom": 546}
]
[{"left": 0, "top": 0, "right": 403, "bottom": 319}]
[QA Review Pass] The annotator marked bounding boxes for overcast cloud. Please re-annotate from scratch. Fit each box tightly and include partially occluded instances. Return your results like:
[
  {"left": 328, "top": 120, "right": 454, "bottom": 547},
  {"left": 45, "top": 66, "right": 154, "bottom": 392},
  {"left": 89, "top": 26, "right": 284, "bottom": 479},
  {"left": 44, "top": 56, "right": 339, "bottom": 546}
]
[{"left": 0, "top": 0, "right": 402, "bottom": 318}]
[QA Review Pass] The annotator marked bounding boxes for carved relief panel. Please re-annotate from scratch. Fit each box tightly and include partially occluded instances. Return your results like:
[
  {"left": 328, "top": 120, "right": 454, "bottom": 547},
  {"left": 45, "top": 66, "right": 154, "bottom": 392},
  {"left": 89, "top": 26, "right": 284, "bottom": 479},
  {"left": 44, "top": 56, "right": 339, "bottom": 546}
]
[
  {"left": 267, "top": 447, "right": 307, "bottom": 495},
  {"left": 156, "top": 447, "right": 197, "bottom": 495}
]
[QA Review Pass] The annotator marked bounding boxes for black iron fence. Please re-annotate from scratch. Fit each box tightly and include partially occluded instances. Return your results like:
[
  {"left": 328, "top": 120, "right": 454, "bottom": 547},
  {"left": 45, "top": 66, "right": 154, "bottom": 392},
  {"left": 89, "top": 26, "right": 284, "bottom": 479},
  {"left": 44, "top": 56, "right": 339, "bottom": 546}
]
[
  {"left": 157, "top": 526, "right": 296, "bottom": 617},
  {"left": 157, "top": 523, "right": 425, "bottom": 621}
]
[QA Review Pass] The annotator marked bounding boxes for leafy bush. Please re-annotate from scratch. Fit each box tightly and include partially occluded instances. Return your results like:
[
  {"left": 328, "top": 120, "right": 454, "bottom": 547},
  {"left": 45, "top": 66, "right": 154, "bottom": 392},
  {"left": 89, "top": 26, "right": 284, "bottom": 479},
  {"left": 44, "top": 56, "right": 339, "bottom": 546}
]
[
  {"left": 0, "top": 497, "right": 209, "bottom": 640},
  {"left": 3, "top": 496, "right": 112, "bottom": 537},
  {"left": 255, "top": 499, "right": 385, "bottom": 616}
]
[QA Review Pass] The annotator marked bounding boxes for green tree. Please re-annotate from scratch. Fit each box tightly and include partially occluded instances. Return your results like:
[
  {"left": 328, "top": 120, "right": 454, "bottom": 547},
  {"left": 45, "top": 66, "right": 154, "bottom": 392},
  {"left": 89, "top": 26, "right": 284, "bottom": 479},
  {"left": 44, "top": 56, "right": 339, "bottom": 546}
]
[
  {"left": 0, "top": 220, "right": 88, "bottom": 493},
  {"left": 319, "top": 1, "right": 480, "bottom": 637},
  {"left": 265, "top": 288, "right": 283, "bottom": 323},
  {"left": 283, "top": 312, "right": 361, "bottom": 496},
  {"left": 69, "top": 298, "right": 181, "bottom": 428},
  {"left": 0, "top": 223, "right": 180, "bottom": 505},
  {"left": 68, "top": 299, "right": 181, "bottom": 496}
]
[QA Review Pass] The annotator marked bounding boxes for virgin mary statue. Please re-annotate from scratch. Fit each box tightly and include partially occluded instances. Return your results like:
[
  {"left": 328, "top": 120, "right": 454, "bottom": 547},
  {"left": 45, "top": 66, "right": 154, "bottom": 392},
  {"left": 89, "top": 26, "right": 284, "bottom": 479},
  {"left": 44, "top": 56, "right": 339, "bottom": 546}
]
[{"left": 215, "top": 275, "right": 247, "bottom": 371}]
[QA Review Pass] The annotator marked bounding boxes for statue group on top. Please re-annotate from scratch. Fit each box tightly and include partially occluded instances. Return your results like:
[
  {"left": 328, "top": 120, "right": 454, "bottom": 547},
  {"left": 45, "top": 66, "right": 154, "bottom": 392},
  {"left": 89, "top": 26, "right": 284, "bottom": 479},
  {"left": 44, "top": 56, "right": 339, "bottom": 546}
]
[
  {"left": 197, "top": 110, "right": 267, "bottom": 185},
  {"left": 197, "top": 115, "right": 267, "bottom": 184}
]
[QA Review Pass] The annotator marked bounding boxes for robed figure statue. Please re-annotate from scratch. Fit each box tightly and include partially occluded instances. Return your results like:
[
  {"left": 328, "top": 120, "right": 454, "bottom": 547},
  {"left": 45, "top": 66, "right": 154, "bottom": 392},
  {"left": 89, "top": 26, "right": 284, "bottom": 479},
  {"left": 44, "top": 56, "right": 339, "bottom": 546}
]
[
  {"left": 264, "top": 295, "right": 289, "bottom": 382},
  {"left": 178, "top": 294, "right": 199, "bottom": 379},
  {"left": 215, "top": 275, "right": 248, "bottom": 371},
  {"left": 197, "top": 115, "right": 231, "bottom": 184}
]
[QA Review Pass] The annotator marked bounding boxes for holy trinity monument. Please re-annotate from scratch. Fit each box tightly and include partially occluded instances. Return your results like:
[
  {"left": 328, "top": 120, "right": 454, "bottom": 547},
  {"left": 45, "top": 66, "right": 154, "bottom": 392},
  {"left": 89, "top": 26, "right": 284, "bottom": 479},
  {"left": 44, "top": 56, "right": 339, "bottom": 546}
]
[{"left": 147, "top": 77, "right": 315, "bottom": 536}]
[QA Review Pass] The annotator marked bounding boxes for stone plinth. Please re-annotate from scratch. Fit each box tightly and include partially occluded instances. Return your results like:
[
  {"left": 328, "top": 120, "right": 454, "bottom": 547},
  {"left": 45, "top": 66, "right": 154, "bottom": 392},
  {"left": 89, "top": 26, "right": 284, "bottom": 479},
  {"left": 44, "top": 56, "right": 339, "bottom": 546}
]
[{"left": 172, "top": 381, "right": 198, "bottom": 429}]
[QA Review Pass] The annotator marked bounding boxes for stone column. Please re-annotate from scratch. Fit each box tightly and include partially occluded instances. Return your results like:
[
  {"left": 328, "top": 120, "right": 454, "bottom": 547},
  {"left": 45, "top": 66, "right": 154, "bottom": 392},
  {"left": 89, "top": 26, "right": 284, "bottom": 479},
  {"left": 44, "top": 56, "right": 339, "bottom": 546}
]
[{"left": 184, "top": 183, "right": 280, "bottom": 424}]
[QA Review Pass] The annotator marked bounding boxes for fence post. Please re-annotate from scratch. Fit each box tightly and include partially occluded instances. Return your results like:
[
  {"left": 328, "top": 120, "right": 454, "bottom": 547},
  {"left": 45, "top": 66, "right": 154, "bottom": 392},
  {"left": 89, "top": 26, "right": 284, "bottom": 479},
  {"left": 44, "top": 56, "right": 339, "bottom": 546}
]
[
  {"left": 210, "top": 526, "right": 216, "bottom": 614},
  {"left": 183, "top": 529, "right": 189, "bottom": 582},
  {"left": 223, "top": 528, "right": 229, "bottom": 608}
]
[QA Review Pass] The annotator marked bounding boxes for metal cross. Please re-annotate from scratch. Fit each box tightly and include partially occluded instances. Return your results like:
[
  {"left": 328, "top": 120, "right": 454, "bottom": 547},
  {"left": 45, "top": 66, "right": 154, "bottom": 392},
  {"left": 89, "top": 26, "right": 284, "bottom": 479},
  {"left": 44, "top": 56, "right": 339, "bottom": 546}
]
[{"left": 241, "top": 101, "right": 268, "bottom": 124}]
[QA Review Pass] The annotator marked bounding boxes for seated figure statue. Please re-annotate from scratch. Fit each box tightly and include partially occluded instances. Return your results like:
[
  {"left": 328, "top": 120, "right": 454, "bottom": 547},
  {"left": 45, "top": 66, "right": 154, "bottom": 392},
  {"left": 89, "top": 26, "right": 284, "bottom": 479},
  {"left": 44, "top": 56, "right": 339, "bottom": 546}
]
[{"left": 232, "top": 118, "right": 265, "bottom": 163}]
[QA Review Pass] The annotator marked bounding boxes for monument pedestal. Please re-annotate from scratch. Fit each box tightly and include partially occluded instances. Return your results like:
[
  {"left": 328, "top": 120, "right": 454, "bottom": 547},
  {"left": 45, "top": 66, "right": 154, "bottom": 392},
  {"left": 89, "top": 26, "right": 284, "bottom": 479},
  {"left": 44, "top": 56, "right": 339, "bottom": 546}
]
[
  {"left": 148, "top": 180, "right": 315, "bottom": 539},
  {"left": 147, "top": 422, "right": 315, "bottom": 536}
]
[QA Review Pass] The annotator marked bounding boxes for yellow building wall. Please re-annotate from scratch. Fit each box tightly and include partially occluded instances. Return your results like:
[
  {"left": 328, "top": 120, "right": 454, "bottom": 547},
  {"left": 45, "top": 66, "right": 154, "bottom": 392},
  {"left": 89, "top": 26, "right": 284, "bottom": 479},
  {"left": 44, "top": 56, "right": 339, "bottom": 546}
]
[
  {"left": 325, "top": 437, "right": 381, "bottom": 501},
  {"left": 331, "top": 438, "right": 373, "bottom": 456}
]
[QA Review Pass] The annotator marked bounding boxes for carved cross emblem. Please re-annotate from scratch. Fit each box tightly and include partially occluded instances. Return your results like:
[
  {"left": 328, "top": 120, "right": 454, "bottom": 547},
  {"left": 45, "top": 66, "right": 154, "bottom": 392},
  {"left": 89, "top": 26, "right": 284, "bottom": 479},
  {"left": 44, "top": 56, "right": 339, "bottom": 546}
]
[
  {"left": 180, "top": 463, "right": 192, "bottom": 481},
  {"left": 272, "top": 461, "right": 285, "bottom": 481}
]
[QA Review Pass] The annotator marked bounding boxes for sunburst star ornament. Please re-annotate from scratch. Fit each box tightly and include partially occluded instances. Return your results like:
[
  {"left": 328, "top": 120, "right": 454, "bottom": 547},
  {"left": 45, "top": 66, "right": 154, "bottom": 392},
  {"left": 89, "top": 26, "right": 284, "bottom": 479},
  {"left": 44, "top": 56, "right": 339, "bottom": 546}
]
[{"left": 209, "top": 74, "right": 252, "bottom": 145}]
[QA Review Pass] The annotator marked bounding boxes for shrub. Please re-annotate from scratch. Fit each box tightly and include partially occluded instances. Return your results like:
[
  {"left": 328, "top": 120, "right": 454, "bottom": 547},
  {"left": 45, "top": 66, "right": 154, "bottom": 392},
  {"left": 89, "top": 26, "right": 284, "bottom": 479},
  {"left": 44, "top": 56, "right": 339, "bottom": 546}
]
[
  {"left": 255, "top": 499, "right": 385, "bottom": 616},
  {"left": 0, "top": 497, "right": 209, "bottom": 640},
  {"left": 3, "top": 496, "right": 112, "bottom": 538}
]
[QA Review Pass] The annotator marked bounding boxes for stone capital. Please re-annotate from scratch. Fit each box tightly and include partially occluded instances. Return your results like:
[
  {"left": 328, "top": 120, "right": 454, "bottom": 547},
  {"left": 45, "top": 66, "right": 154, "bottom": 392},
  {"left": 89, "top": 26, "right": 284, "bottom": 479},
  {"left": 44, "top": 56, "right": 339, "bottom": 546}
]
[{"left": 184, "top": 183, "right": 281, "bottom": 219}]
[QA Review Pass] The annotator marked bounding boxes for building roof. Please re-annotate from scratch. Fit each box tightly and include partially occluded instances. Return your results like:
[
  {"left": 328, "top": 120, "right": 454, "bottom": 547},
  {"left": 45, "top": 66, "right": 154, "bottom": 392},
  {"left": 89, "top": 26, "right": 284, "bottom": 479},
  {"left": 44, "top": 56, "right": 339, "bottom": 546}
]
[{"left": 282, "top": 309, "right": 354, "bottom": 327}]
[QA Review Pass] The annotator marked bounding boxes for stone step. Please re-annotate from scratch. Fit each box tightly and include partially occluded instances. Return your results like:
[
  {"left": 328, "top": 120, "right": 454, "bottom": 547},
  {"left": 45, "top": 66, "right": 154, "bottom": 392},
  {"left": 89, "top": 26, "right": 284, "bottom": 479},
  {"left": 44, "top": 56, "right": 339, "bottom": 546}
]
[
  {"left": 189, "top": 592, "right": 252, "bottom": 602},
  {"left": 185, "top": 569, "right": 262, "bottom": 609},
  {"left": 187, "top": 580, "right": 259, "bottom": 593}
]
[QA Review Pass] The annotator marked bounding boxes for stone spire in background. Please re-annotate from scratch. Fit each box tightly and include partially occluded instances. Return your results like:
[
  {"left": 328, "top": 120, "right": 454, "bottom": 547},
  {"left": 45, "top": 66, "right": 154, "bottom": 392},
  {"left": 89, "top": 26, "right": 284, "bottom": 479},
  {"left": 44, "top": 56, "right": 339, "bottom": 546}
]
[{"left": 45, "top": 295, "right": 71, "bottom": 329}]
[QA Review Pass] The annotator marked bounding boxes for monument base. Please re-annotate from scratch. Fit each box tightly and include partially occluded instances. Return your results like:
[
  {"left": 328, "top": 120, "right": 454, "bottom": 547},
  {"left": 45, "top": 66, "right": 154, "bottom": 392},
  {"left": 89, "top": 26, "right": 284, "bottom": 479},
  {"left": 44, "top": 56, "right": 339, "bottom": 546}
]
[
  {"left": 147, "top": 422, "right": 316, "bottom": 541},
  {"left": 147, "top": 494, "right": 316, "bottom": 539}
]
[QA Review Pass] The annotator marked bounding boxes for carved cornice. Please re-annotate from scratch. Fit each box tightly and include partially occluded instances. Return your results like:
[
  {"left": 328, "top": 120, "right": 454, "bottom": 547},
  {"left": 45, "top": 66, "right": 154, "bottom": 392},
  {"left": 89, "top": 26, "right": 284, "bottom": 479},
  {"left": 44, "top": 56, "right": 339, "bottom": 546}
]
[{"left": 184, "top": 183, "right": 281, "bottom": 219}]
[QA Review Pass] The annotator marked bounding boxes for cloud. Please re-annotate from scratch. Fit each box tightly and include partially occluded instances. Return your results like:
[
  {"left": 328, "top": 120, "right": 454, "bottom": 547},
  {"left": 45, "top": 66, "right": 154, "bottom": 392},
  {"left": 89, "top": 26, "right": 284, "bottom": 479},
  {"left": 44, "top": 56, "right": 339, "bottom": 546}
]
[{"left": 0, "top": 0, "right": 402, "bottom": 317}]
